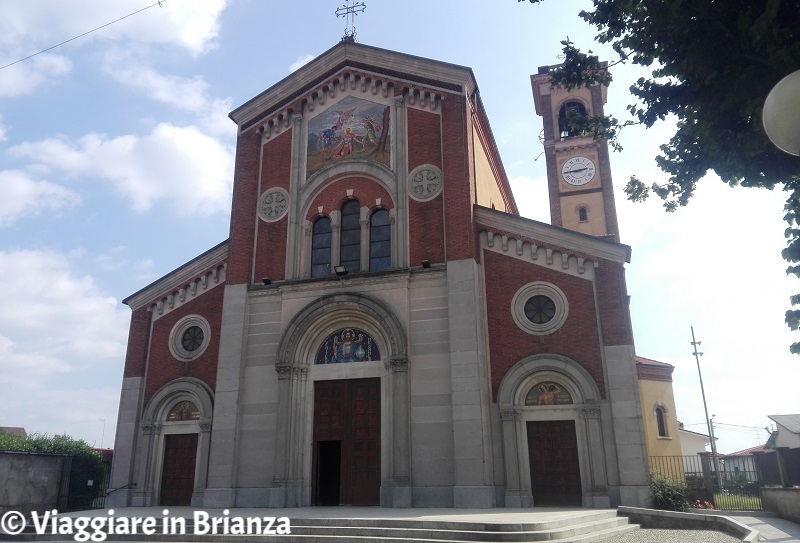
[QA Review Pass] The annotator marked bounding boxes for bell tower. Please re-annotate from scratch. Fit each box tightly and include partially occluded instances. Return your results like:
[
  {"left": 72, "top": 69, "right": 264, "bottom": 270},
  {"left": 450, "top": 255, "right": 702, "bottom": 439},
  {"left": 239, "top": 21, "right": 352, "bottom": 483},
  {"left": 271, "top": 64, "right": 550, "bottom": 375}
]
[{"left": 531, "top": 63, "right": 620, "bottom": 240}]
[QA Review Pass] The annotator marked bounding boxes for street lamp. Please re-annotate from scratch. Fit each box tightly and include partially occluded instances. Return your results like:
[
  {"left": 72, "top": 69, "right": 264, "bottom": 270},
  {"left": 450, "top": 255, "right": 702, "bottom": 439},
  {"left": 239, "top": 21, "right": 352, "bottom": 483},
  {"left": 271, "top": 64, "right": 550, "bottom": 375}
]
[{"left": 763, "top": 69, "right": 800, "bottom": 156}]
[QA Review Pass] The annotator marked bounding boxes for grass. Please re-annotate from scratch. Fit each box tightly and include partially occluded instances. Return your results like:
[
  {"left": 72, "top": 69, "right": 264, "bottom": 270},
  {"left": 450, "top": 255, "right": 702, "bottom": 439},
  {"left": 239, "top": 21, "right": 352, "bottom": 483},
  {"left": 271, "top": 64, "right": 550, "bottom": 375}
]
[{"left": 711, "top": 492, "right": 763, "bottom": 511}]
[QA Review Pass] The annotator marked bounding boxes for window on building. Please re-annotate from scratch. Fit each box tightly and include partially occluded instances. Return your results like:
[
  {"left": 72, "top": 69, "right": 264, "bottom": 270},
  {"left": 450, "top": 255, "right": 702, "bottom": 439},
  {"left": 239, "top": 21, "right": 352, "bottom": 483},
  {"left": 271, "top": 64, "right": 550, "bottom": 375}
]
[
  {"left": 339, "top": 200, "right": 361, "bottom": 273},
  {"left": 558, "top": 101, "right": 588, "bottom": 139},
  {"left": 369, "top": 209, "right": 391, "bottom": 272},
  {"left": 578, "top": 207, "right": 588, "bottom": 222},
  {"left": 311, "top": 216, "right": 332, "bottom": 278},
  {"left": 656, "top": 407, "right": 668, "bottom": 437}
]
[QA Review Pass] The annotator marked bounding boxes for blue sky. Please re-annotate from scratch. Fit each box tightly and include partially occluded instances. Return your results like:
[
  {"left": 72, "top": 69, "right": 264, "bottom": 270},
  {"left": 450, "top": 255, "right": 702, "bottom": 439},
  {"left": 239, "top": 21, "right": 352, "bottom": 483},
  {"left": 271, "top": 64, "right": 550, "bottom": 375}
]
[{"left": 0, "top": 0, "right": 796, "bottom": 455}]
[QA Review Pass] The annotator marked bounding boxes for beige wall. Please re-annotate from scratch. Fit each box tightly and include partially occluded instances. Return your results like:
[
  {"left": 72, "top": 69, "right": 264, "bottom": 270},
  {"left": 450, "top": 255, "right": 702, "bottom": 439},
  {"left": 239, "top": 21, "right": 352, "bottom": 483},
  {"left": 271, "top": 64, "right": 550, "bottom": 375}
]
[
  {"left": 472, "top": 127, "right": 507, "bottom": 212},
  {"left": 560, "top": 192, "right": 608, "bottom": 236},
  {"left": 638, "top": 379, "right": 683, "bottom": 457}
]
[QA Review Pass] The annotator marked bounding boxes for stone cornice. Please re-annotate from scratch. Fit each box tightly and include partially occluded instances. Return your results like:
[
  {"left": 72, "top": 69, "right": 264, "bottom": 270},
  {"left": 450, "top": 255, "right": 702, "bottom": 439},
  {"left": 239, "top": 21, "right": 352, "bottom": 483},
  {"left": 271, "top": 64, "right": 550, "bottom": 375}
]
[
  {"left": 474, "top": 206, "right": 630, "bottom": 264},
  {"left": 123, "top": 241, "right": 228, "bottom": 311},
  {"left": 230, "top": 42, "right": 476, "bottom": 131}
]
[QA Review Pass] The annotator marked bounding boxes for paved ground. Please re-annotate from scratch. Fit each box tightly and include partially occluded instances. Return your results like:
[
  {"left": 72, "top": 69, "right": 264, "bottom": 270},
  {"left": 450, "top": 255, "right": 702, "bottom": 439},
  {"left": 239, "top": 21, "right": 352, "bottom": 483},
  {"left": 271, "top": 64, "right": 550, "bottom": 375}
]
[
  {"left": 736, "top": 515, "right": 800, "bottom": 542},
  {"left": 601, "top": 528, "right": 741, "bottom": 543}
]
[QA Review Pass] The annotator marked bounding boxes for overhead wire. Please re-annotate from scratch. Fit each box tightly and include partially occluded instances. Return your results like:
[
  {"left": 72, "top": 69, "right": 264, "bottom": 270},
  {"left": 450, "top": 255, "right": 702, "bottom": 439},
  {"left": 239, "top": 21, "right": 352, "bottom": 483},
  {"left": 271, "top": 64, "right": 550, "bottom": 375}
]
[{"left": 0, "top": 1, "right": 168, "bottom": 72}]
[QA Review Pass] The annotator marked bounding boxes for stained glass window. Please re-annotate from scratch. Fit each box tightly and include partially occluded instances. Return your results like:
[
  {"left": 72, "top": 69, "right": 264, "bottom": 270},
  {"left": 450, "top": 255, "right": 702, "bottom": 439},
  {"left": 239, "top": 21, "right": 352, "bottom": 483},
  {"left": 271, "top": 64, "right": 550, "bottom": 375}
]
[
  {"left": 525, "top": 382, "right": 573, "bottom": 406},
  {"left": 167, "top": 400, "right": 200, "bottom": 421},
  {"left": 339, "top": 200, "right": 361, "bottom": 273},
  {"left": 369, "top": 209, "right": 391, "bottom": 272},
  {"left": 311, "top": 216, "right": 332, "bottom": 278},
  {"left": 315, "top": 328, "right": 381, "bottom": 364}
]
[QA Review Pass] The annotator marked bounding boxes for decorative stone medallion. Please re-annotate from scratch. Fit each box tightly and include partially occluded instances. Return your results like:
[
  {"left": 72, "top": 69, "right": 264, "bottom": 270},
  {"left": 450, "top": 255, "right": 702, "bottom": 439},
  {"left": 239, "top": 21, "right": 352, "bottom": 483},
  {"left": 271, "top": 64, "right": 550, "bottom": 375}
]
[
  {"left": 408, "top": 166, "right": 443, "bottom": 201},
  {"left": 258, "top": 188, "right": 290, "bottom": 222}
]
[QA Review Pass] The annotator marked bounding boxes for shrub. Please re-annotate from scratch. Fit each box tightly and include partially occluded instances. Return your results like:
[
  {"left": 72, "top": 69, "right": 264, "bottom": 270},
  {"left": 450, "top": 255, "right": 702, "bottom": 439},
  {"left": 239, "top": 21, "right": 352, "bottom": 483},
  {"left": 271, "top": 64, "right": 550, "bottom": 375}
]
[{"left": 649, "top": 470, "right": 690, "bottom": 511}]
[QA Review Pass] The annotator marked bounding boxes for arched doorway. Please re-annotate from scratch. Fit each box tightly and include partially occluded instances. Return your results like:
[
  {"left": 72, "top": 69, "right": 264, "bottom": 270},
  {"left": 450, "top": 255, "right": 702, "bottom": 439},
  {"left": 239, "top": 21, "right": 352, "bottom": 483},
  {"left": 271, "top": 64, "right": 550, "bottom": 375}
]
[
  {"left": 498, "top": 355, "right": 611, "bottom": 508},
  {"left": 135, "top": 378, "right": 213, "bottom": 507},
  {"left": 272, "top": 292, "right": 410, "bottom": 507}
]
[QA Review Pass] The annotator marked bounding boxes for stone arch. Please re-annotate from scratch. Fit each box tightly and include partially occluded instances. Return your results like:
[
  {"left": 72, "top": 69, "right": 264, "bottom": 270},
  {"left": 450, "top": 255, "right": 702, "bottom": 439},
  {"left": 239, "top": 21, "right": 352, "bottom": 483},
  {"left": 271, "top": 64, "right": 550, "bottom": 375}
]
[
  {"left": 497, "top": 354, "right": 609, "bottom": 509},
  {"left": 498, "top": 353, "right": 601, "bottom": 408},
  {"left": 134, "top": 378, "right": 214, "bottom": 507},
  {"left": 276, "top": 291, "right": 407, "bottom": 368}
]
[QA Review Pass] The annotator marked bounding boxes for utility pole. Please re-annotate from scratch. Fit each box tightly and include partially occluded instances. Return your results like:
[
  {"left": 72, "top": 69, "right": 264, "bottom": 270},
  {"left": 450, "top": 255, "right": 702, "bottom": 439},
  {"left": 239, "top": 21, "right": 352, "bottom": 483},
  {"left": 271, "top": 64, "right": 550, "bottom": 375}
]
[{"left": 691, "top": 326, "right": 722, "bottom": 487}]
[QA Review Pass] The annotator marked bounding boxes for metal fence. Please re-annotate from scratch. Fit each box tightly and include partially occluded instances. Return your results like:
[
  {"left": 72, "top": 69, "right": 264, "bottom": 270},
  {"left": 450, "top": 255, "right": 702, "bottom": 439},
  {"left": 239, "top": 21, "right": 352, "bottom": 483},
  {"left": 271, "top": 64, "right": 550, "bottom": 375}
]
[{"left": 649, "top": 453, "right": 762, "bottom": 510}]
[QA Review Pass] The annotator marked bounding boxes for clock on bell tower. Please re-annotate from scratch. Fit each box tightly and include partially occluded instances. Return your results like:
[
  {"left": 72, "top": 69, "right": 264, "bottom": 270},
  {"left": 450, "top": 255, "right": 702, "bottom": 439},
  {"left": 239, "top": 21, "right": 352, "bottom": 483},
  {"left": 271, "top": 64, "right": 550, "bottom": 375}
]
[{"left": 531, "top": 62, "right": 620, "bottom": 240}]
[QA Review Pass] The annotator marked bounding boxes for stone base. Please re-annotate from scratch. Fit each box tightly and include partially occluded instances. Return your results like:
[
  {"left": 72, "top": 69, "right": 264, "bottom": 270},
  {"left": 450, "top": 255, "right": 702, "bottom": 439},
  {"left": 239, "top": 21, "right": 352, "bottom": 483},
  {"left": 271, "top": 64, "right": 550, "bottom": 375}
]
[
  {"left": 381, "top": 485, "right": 412, "bottom": 507},
  {"left": 202, "top": 488, "right": 236, "bottom": 508},
  {"left": 453, "top": 485, "right": 496, "bottom": 509}
]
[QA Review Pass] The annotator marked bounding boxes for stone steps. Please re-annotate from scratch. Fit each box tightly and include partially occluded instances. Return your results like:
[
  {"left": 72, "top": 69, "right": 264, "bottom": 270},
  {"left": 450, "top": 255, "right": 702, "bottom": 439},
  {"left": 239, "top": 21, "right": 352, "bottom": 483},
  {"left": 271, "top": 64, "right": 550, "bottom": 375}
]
[{"left": 3, "top": 509, "right": 639, "bottom": 543}]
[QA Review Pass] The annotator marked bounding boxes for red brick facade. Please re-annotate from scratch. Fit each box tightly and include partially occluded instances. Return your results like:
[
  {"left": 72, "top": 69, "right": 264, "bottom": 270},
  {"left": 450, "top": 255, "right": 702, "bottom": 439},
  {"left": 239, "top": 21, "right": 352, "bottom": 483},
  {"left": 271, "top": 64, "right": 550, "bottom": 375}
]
[
  {"left": 143, "top": 285, "right": 224, "bottom": 405},
  {"left": 305, "top": 177, "right": 395, "bottom": 220},
  {"left": 483, "top": 250, "right": 606, "bottom": 401}
]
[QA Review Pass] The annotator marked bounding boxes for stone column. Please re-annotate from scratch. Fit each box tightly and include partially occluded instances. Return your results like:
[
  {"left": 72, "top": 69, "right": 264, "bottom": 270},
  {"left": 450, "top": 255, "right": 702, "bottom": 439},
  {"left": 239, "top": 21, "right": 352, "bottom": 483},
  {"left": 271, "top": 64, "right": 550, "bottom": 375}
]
[
  {"left": 393, "top": 96, "right": 407, "bottom": 268},
  {"left": 501, "top": 409, "right": 529, "bottom": 507},
  {"left": 385, "top": 356, "right": 411, "bottom": 506},
  {"left": 285, "top": 114, "right": 304, "bottom": 279},
  {"left": 581, "top": 405, "right": 610, "bottom": 507},
  {"left": 270, "top": 363, "right": 309, "bottom": 507}
]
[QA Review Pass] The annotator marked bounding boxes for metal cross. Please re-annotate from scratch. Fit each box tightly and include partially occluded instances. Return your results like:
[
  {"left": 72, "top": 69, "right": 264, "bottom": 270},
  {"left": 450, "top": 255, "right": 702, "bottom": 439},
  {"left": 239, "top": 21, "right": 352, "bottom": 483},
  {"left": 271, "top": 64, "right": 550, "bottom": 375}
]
[{"left": 335, "top": 0, "right": 366, "bottom": 42}]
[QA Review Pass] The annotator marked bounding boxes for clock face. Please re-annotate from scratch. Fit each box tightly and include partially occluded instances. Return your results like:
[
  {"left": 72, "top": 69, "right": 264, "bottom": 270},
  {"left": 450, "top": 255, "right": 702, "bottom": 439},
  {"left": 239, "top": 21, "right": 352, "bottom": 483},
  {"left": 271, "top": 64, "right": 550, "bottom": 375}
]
[{"left": 561, "top": 156, "right": 596, "bottom": 186}]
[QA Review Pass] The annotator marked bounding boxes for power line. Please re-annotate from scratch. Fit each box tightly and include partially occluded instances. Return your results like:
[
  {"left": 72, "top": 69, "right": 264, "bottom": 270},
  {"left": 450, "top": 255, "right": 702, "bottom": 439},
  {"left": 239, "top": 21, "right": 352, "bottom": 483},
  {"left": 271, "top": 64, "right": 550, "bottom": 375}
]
[{"left": 0, "top": 1, "right": 167, "bottom": 72}]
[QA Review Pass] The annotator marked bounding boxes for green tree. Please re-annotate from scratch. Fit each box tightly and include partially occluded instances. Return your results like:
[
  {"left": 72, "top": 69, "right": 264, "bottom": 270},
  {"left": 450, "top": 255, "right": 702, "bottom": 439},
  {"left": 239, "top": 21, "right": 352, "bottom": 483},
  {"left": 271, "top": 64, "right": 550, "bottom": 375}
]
[
  {"left": 0, "top": 430, "right": 106, "bottom": 511},
  {"left": 521, "top": 0, "right": 800, "bottom": 351}
]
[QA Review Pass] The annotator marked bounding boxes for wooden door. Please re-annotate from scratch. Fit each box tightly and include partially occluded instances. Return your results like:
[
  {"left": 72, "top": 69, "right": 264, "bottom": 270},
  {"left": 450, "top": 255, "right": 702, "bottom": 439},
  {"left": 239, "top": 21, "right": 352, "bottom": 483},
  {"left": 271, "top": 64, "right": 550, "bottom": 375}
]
[
  {"left": 527, "top": 420, "right": 582, "bottom": 506},
  {"left": 160, "top": 433, "right": 198, "bottom": 506},
  {"left": 313, "top": 378, "right": 380, "bottom": 505}
]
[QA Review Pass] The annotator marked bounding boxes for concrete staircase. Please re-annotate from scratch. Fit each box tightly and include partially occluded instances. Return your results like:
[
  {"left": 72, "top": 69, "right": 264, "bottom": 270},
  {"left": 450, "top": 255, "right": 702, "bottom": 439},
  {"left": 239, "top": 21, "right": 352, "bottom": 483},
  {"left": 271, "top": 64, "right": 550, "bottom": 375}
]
[{"left": 4, "top": 509, "right": 639, "bottom": 542}]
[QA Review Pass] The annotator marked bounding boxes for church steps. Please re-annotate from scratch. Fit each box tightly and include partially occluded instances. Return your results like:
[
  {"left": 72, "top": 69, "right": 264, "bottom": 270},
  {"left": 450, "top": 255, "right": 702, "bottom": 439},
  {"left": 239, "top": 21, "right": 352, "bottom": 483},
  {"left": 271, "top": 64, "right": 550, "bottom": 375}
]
[{"left": 5, "top": 511, "right": 639, "bottom": 543}]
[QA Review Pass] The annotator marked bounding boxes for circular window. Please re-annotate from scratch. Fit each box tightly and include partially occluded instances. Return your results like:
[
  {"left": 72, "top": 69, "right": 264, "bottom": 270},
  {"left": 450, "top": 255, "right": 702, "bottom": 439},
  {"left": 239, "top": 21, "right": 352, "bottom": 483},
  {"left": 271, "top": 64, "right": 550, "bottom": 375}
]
[
  {"left": 169, "top": 315, "right": 211, "bottom": 361},
  {"left": 512, "top": 282, "right": 568, "bottom": 335}
]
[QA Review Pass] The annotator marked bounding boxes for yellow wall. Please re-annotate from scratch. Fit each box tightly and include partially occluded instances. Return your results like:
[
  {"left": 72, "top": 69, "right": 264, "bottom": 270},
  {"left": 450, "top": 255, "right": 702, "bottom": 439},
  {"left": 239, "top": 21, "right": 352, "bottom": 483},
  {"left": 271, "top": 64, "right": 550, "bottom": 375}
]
[
  {"left": 560, "top": 192, "right": 608, "bottom": 236},
  {"left": 638, "top": 379, "right": 683, "bottom": 458},
  {"left": 473, "top": 127, "right": 507, "bottom": 212}
]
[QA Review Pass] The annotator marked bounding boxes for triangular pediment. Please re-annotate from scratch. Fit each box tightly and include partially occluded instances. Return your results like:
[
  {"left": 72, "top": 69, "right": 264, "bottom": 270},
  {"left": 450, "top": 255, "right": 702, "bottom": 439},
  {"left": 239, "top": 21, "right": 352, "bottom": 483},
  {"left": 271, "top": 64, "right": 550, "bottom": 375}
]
[{"left": 229, "top": 42, "right": 477, "bottom": 134}]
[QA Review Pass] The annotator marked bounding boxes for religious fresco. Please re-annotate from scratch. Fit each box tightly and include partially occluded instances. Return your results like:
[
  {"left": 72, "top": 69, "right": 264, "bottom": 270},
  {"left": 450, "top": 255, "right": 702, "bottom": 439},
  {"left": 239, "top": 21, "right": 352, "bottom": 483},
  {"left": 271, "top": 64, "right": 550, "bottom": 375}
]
[
  {"left": 306, "top": 95, "right": 391, "bottom": 177},
  {"left": 315, "top": 328, "right": 381, "bottom": 364},
  {"left": 167, "top": 400, "right": 200, "bottom": 421},
  {"left": 524, "top": 381, "right": 573, "bottom": 406}
]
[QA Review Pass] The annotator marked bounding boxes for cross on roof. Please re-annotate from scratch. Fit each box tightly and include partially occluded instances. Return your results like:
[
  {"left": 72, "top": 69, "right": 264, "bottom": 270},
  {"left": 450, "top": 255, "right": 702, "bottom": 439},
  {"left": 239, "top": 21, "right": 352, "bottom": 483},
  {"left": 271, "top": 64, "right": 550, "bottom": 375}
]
[{"left": 335, "top": 0, "right": 366, "bottom": 42}]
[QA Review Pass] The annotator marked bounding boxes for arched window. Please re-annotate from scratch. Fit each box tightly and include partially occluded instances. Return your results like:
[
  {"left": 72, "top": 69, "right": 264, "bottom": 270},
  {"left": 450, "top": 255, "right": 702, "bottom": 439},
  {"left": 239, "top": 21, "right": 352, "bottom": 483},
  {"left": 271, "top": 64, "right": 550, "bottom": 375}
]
[
  {"left": 339, "top": 200, "right": 361, "bottom": 273},
  {"left": 369, "top": 209, "right": 391, "bottom": 272},
  {"left": 578, "top": 207, "right": 588, "bottom": 222},
  {"left": 558, "top": 101, "right": 587, "bottom": 139},
  {"left": 311, "top": 216, "right": 332, "bottom": 278},
  {"left": 656, "top": 407, "right": 668, "bottom": 437}
]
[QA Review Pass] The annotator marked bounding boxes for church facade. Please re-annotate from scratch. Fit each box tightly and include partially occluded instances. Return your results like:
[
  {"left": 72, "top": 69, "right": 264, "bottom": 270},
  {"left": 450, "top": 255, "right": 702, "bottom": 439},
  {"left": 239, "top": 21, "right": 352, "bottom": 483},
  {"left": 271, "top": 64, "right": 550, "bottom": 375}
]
[{"left": 108, "top": 42, "right": 651, "bottom": 509}]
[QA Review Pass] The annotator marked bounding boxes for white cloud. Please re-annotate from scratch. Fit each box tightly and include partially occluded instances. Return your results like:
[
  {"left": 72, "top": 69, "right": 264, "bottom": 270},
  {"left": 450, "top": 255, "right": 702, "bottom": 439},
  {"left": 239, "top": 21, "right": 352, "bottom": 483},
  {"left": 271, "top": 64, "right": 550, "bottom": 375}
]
[
  {"left": 0, "top": 1, "right": 228, "bottom": 96},
  {"left": 289, "top": 54, "right": 317, "bottom": 73},
  {"left": 103, "top": 59, "right": 235, "bottom": 136},
  {"left": 0, "top": 115, "right": 8, "bottom": 142},
  {"left": 0, "top": 1, "right": 227, "bottom": 56},
  {"left": 0, "top": 54, "right": 72, "bottom": 98},
  {"left": 0, "top": 250, "right": 129, "bottom": 360},
  {"left": 0, "top": 170, "right": 82, "bottom": 227},
  {"left": 10, "top": 124, "right": 234, "bottom": 215}
]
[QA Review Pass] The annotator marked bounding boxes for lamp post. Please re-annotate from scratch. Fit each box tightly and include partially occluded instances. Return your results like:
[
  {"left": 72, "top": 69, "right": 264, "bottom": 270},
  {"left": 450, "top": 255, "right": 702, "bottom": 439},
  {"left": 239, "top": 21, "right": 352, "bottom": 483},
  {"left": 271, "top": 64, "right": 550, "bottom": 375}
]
[
  {"left": 691, "top": 326, "right": 723, "bottom": 487},
  {"left": 763, "top": 69, "right": 800, "bottom": 156}
]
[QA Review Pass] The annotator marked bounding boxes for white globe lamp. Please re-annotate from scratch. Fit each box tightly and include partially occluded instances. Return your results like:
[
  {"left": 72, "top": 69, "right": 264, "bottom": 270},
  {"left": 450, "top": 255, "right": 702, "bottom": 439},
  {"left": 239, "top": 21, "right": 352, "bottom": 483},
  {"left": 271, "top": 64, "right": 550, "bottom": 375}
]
[{"left": 763, "top": 69, "right": 800, "bottom": 156}]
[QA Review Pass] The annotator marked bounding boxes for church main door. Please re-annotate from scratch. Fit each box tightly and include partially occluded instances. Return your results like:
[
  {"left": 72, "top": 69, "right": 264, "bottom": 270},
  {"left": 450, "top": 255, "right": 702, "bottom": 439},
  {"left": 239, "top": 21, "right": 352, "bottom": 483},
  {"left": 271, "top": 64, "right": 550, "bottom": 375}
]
[
  {"left": 527, "top": 420, "right": 582, "bottom": 506},
  {"left": 159, "top": 433, "right": 198, "bottom": 506},
  {"left": 313, "top": 378, "right": 380, "bottom": 505}
]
